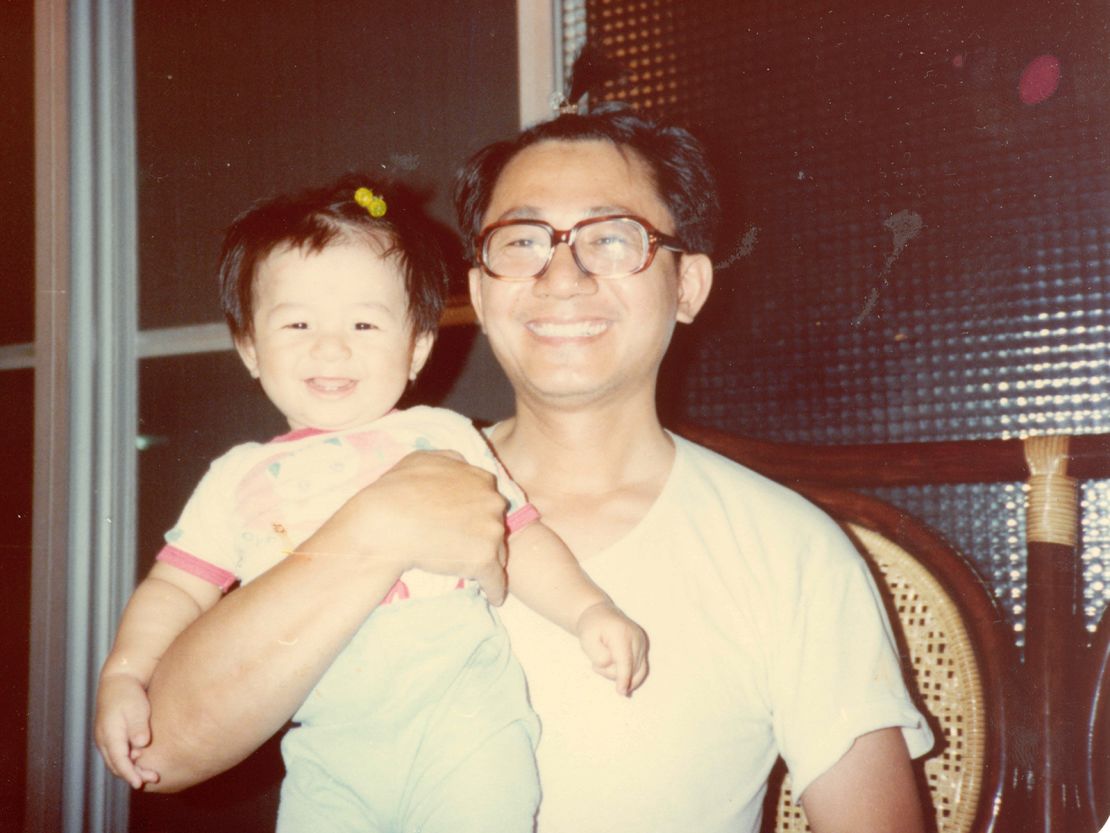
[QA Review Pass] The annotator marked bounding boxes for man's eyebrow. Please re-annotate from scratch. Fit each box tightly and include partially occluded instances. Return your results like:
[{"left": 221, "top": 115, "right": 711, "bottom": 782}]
[
  {"left": 495, "top": 206, "right": 543, "bottom": 222},
  {"left": 495, "top": 205, "right": 636, "bottom": 223}
]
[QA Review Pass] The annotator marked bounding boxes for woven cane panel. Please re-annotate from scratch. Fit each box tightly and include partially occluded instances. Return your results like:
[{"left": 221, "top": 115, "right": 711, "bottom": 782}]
[
  {"left": 771, "top": 525, "right": 986, "bottom": 833},
  {"left": 856, "top": 526, "right": 986, "bottom": 833},
  {"left": 1083, "top": 481, "right": 1110, "bottom": 632},
  {"left": 773, "top": 792, "right": 808, "bottom": 833},
  {"left": 566, "top": 0, "right": 1110, "bottom": 634},
  {"left": 870, "top": 483, "right": 1030, "bottom": 643}
]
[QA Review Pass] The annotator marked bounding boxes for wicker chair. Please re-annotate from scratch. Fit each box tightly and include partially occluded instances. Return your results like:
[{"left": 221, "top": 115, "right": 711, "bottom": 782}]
[{"left": 676, "top": 425, "right": 1014, "bottom": 833}]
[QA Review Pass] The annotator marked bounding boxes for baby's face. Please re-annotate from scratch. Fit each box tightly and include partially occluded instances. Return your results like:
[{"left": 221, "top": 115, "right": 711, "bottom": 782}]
[{"left": 236, "top": 239, "right": 433, "bottom": 432}]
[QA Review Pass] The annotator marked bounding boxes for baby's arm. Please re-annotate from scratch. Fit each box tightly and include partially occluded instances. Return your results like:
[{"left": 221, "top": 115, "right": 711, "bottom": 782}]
[
  {"left": 506, "top": 522, "right": 649, "bottom": 695},
  {"left": 95, "top": 562, "right": 222, "bottom": 788}
]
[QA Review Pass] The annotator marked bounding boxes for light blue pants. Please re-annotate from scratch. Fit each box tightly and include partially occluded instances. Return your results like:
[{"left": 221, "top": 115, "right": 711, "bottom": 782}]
[{"left": 276, "top": 587, "right": 541, "bottom": 833}]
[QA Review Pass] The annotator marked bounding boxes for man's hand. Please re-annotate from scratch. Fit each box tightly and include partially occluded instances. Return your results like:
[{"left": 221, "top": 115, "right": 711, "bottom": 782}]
[{"left": 322, "top": 450, "right": 510, "bottom": 603}]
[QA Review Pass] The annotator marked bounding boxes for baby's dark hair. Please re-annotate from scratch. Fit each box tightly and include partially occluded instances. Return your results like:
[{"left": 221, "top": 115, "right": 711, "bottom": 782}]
[
  {"left": 454, "top": 102, "right": 720, "bottom": 260},
  {"left": 219, "top": 174, "right": 449, "bottom": 341}
]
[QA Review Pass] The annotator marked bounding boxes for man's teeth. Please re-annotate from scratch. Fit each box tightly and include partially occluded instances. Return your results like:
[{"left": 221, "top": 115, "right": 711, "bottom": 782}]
[{"left": 529, "top": 320, "right": 607, "bottom": 337}]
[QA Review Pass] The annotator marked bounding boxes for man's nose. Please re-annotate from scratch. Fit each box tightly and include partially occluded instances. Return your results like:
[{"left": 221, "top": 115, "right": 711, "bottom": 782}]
[{"left": 533, "top": 242, "right": 597, "bottom": 298}]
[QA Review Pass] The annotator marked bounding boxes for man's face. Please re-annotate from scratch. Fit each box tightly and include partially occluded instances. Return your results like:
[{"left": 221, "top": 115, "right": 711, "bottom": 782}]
[{"left": 468, "top": 138, "right": 711, "bottom": 411}]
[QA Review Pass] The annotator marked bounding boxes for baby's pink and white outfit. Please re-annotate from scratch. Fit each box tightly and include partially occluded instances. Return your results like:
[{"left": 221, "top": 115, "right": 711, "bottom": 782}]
[{"left": 157, "top": 405, "right": 541, "bottom": 832}]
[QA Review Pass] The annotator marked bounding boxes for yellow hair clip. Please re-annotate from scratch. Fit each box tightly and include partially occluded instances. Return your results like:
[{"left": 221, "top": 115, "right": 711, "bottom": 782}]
[{"left": 354, "top": 187, "right": 387, "bottom": 218}]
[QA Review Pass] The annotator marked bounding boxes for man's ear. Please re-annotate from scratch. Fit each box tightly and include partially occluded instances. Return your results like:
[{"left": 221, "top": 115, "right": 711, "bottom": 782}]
[
  {"left": 408, "top": 330, "right": 436, "bottom": 381},
  {"left": 675, "top": 252, "right": 714, "bottom": 324},
  {"left": 467, "top": 266, "right": 486, "bottom": 332},
  {"left": 235, "top": 336, "right": 261, "bottom": 378}
]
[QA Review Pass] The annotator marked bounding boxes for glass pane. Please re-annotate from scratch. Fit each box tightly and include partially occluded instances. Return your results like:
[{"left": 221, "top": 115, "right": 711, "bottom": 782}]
[
  {"left": 0, "top": 369, "right": 33, "bottom": 828},
  {"left": 580, "top": 0, "right": 1110, "bottom": 444},
  {"left": 0, "top": 1, "right": 33, "bottom": 825},
  {"left": 134, "top": 0, "right": 520, "bottom": 331},
  {"left": 0, "top": 0, "right": 34, "bottom": 345}
]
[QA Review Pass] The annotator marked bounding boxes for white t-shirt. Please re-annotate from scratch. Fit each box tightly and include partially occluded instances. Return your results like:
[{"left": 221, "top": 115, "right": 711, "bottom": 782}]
[{"left": 496, "top": 433, "right": 934, "bottom": 833}]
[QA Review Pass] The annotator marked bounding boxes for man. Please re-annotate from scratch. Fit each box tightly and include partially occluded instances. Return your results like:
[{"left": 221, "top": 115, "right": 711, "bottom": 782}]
[{"left": 141, "top": 105, "right": 933, "bottom": 832}]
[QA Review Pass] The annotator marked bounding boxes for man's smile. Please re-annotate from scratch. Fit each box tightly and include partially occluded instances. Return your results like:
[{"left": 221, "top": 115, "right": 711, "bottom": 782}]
[{"left": 525, "top": 319, "right": 610, "bottom": 339}]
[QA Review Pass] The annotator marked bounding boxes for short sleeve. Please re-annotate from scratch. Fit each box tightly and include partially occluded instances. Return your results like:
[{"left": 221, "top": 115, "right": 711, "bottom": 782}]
[
  {"left": 769, "top": 521, "right": 935, "bottom": 799},
  {"left": 155, "top": 444, "right": 255, "bottom": 588}
]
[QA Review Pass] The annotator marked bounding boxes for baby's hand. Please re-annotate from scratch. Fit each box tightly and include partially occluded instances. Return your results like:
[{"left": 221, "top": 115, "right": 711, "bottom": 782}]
[
  {"left": 94, "top": 673, "right": 160, "bottom": 789},
  {"left": 575, "top": 601, "right": 649, "bottom": 696}
]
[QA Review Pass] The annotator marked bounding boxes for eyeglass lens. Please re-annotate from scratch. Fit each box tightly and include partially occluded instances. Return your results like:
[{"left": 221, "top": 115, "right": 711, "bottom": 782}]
[{"left": 484, "top": 217, "right": 651, "bottom": 278}]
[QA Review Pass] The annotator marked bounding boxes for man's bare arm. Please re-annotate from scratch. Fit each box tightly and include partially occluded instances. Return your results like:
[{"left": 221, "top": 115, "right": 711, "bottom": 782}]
[
  {"left": 799, "top": 727, "right": 926, "bottom": 833},
  {"left": 138, "top": 451, "right": 510, "bottom": 792}
]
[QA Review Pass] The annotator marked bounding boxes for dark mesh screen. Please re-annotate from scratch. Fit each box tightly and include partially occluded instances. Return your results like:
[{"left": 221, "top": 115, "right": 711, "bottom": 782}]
[{"left": 565, "top": 0, "right": 1110, "bottom": 636}]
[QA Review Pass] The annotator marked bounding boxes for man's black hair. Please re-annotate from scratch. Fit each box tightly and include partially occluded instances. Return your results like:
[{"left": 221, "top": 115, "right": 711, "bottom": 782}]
[{"left": 454, "top": 103, "right": 720, "bottom": 259}]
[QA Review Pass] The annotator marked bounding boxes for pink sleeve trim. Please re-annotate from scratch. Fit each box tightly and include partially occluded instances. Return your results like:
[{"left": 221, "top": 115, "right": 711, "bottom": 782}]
[
  {"left": 506, "top": 503, "right": 540, "bottom": 535},
  {"left": 381, "top": 580, "right": 410, "bottom": 605},
  {"left": 156, "top": 545, "right": 238, "bottom": 593}
]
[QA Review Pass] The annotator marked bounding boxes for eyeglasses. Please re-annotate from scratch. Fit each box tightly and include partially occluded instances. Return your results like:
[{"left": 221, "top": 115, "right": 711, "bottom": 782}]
[{"left": 475, "top": 214, "right": 685, "bottom": 281}]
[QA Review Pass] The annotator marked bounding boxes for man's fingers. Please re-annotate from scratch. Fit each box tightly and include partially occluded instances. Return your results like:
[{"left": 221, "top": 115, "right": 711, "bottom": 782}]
[
  {"left": 367, "top": 450, "right": 510, "bottom": 585},
  {"left": 476, "top": 560, "right": 508, "bottom": 606}
]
